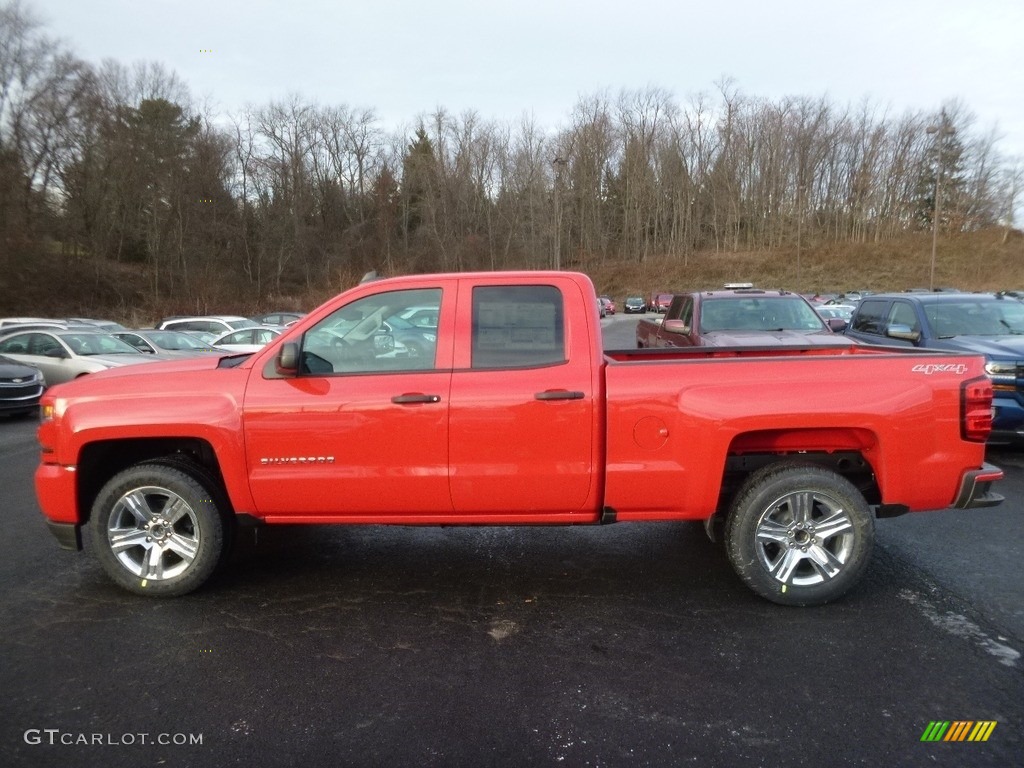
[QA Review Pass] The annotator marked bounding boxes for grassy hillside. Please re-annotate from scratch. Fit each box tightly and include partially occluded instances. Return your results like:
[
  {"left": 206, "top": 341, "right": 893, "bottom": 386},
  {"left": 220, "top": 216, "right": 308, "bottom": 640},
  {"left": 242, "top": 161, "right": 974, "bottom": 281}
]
[
  {"left": 589, "top": 229, "right": 1024, "bottom": 302},
  {"left": 2, "top": 229, "right": 1021, "bottom": 324}
]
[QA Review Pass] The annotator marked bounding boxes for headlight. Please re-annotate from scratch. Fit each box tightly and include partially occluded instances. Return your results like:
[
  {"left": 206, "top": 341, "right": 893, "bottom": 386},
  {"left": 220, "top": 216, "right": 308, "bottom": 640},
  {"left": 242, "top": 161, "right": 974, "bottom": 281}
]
[
  {"left": 41, "top": 403, "right": 55, "bottom": 422},
  {"left": 984, "top": 361, "right": 1017, "bottom": 376}
]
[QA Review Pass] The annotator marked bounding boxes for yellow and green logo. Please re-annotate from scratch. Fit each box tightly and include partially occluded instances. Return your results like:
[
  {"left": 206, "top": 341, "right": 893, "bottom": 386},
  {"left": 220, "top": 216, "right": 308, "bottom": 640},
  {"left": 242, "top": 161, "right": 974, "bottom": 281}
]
[{"left": 921, "top": 721, "right": 997, "bottom": 742}]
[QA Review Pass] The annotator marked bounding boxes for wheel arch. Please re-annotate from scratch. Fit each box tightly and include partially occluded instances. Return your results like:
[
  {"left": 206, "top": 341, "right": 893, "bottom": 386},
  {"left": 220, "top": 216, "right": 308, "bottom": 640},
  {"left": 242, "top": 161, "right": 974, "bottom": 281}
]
[
  {"left": 77, "top": 438, "right": 231, "bottom": 525},
  {"left": 717, "top": 427, "right": 883, "bottom": 516}
]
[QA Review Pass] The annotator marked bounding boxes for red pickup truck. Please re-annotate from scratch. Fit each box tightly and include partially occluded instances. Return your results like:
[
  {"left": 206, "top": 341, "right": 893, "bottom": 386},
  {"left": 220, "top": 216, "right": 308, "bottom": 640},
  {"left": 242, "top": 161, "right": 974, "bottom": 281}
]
[
  {"left": 35, "top": 271, "right": 1003, "bottom": 606},
  {"left": 636, "top": 289, "right": 852, "bottom": 349}
]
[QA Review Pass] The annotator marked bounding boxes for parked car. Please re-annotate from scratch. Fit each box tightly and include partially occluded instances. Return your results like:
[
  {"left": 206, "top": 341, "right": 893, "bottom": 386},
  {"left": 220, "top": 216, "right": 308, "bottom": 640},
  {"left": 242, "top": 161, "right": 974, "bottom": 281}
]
[
  {"left": 0, "top": 354, "right": 45, "bottom": 416},
  {"left": 845, "top": 292, "right": 1024, "bottom": 444},
  {"left": 623, "top": 296, "right": 646, "bottom": 314},
  {"left": 0, "top": 320, "right": 96, "bottom": 335},
  {"left": 637, "top": 289, "right": 854, "bottom": 348},
  {"left": 0, "top": 330, "right": 157, "bottom": 385},
  {"left": 599, "top": 296, "right": 616, "bottom": 315},
  {"left": 649, "top": 292, "right": 674, "bottom": 313},
  {"left": 251, "top": 311, "right": 305, "bottom": 326},
  {"left": 815, "top": 304, "right": 856, "bottom": 324},
  {"left": 396, "top": 306, "right": 439, "bottom": 329},
  {"left": 158, "top": 315, "right": 259, "bottom": 335},
  {"left": 65, "top": 318, "right": 128, "bottom": 332},
  {"left": 383, "top": 311, "right": 438, "bottom": 361},
  {"left": 112, "top": 330, "right": 224, "bottom": 357},
  {"left": 210, "top": 327, "right": 283, "bottom": 354},
  {"left": 597, "top": 298, "right": 606, "bottom": 318},
  {"left": 0, "top": 317, "right": 59, "bottom": 329}
]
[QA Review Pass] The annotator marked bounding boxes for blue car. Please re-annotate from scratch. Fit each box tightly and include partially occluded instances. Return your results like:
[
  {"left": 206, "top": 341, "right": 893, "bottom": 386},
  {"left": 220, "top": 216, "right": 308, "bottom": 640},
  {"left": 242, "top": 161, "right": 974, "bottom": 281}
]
[{"left": 846, "top": 293, "right": 1024, "bottom": 444}]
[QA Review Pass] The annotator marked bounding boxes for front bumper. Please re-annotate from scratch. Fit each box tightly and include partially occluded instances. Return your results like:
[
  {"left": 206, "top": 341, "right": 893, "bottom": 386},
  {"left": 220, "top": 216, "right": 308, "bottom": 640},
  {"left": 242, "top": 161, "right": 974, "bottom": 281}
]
[
  {"left": 988, "top": 393, "right": 1024, "bottom": 444},
  {"left": 952, "top": 463, "right": 1005, "bottom": 509}
]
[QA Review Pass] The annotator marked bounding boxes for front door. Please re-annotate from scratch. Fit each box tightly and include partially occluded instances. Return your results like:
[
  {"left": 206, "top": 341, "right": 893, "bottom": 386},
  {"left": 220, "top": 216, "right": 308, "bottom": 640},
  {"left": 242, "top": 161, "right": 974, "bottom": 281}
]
[{"left": 243, "top": 285, "right": 455, "bottom": 518}]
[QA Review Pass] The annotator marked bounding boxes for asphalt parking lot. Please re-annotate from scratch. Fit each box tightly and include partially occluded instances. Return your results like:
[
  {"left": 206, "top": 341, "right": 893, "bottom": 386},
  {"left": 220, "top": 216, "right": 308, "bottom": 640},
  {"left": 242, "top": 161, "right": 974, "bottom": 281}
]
[{"left": 1, "top": 318, "right": 1021, "bottom": 767}]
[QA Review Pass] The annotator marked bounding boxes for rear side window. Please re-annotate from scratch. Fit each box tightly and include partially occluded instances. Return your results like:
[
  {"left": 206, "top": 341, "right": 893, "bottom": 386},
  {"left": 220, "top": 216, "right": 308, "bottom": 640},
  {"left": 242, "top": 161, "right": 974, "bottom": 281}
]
[
  {"left": 851, "top": 299, "right": 889, "bottom": 336},
  {"left": 471, "top": 285, "right": 565, "bottom": 369}
]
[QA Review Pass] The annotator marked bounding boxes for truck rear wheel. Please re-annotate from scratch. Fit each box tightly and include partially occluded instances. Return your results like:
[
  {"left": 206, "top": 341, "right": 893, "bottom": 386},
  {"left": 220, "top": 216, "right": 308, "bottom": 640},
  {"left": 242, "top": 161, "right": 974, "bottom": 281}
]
[
  {"left": 724, "top": 463, "right": 874, "bottom": 606},
  {"left": 90, "top": 463, "right": 226, "bottom": 597}
]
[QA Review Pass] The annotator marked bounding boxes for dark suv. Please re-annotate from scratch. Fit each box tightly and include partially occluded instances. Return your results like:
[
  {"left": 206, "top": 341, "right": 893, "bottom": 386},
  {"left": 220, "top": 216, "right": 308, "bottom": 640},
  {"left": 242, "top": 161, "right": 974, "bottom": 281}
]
[{"left": 846, "top": 292, "right": 1024, "bottom": 444}]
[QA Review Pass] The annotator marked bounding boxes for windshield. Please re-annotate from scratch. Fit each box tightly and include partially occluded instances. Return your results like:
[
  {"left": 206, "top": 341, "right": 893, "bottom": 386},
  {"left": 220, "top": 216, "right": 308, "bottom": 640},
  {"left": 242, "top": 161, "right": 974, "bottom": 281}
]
[
  {"left": 700, "top": 297, "right": 826, "bottom": 333},
  {"left": 924, "top": 299, "right": 1024, "bottom": 337},
  {"left": 59, "top": 333, "right": 142, "bottom": 356},
  {"left": 228, "top": 318, "right": 260, "bottom": 330},
  {"left": 149, "top": 330, "right": 215, "bottom": 350}
]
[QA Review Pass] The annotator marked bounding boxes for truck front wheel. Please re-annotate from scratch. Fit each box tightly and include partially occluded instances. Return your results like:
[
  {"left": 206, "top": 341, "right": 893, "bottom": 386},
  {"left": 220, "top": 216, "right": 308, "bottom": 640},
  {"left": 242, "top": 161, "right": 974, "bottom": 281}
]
[
  {"left": 724, "top": 463, "right": 874, "bottom": 606},
  {"left": 90, "top": 463, "right": 226, "bottom": 597}
]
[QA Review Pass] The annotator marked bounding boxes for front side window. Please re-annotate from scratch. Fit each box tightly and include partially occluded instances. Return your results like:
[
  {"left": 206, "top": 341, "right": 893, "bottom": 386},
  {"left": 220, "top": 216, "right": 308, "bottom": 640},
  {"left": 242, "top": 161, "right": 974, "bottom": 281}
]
[
  {"left": 29, "top": 334, "right": 65, "bottom": 356},
  {"left": 888, "top": 301, "right": 919, "bottom": 332},
  {"left": 678, "top": 298, "right": 694, "bottom": 327},
  {"left": 851, "top": 300, "right": 889, "bottom": 336},
  {"left": 471, "top": 285, "right": 564, "bottom": 369},
  {"left": 301, "top": 288, "right": 442, "bottom": 374}
]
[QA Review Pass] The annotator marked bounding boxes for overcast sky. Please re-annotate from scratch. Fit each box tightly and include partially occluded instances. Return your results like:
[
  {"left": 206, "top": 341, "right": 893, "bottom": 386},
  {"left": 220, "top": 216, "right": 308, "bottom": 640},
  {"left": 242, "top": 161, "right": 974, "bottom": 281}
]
[{"left": 28, "top": 0, "right": 1024, "bottom": 163}]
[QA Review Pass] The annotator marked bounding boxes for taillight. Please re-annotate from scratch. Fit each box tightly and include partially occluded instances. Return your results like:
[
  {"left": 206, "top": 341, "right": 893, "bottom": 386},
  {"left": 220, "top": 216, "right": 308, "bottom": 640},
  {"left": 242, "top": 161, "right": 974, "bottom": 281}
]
[{"left": 961, "top": 376, "right": 993, "bottom": 442}]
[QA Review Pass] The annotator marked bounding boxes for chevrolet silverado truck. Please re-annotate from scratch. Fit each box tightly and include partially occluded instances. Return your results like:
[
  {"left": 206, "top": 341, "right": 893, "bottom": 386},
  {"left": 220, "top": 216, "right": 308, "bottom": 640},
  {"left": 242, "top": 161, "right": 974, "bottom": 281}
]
[
  {"left": 35, "top": 272, "right": 1004, "bottom": 606},
  {"left": 636, "top": 289, "right": 853, "bottom": 349}
]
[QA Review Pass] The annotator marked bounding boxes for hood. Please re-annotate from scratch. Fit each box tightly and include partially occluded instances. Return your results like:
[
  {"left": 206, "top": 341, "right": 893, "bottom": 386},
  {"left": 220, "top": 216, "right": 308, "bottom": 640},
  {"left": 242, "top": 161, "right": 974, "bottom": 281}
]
[
  {"left": 86, "top": 354, "right": 232, "bottom": 379},
  {"left": 702, "top": 330, "right": 856, "bottom": 347},
  {"left": 44, "top": 354, "right": 243, "bottom": 402},
  {"left": 89, "top": 353, "right": 172, "bottom": 368},
  {"left": 925, "top": 335, "right": 1024, "bottom": 359},
  {"left": 0, "top": 355, "right": 42, "bottom": 381}
]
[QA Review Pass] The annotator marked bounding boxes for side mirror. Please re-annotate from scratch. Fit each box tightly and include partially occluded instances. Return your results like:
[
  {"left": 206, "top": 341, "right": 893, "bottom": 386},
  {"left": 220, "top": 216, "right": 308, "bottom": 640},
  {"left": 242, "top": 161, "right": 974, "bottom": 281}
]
[
  {"left": 44, "top": 348, "right": 69, "bottom": 359},
  {"left": 827, "top": 318, "right": 848, "bottom": 333},
  {"left": 886, "top": 324, "right": 921, "bottom": 343},
  {"left": 662, "top": 319, "right": 690, "bottom": 335},
  {"left": 276, "top": 342, "right": 299, "bottom": 375}
]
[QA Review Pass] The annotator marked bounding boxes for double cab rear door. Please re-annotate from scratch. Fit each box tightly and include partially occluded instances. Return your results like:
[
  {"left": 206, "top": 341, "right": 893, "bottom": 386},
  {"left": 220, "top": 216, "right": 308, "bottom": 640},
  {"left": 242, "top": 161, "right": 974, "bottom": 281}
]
[{"left": 242, "top": 274, "right": 602, "bottom": 521}]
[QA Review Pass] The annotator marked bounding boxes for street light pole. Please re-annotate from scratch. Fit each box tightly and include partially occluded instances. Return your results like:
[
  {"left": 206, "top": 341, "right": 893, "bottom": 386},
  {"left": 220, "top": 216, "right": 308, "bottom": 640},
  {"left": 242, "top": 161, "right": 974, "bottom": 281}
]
[{"left": 926, "top": 118, "right": 952, "bottom": 291}]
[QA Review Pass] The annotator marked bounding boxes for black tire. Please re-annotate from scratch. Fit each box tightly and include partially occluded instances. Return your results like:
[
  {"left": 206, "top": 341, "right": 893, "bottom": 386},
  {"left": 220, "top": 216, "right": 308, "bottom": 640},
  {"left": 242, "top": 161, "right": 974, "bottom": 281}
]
[
  {"left": 724, "top": 462, "right": 874, "bottom": 606},
  {"left": 90, "top": 463, "right": 226, "bottom": 597}
]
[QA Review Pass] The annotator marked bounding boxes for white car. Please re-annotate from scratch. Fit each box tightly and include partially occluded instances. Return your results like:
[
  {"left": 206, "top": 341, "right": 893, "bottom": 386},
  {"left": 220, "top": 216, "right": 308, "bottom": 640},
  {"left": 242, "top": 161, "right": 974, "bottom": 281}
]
[
  {"left": 0, "top": 330, "right": 158, "bottom": 385},
  {"left": 158, "top": 315, "right": 259, "bottom": 335},
  {"left": 211, "top": 326, "right": 282, "bottom": 354},
  {"left": 815, "top": 304, "right": 856, "bottom": 322}
]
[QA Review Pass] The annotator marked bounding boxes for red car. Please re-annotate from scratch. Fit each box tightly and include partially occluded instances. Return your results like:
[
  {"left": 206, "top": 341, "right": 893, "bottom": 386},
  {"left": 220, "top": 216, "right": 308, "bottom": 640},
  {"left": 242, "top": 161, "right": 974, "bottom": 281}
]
[
  {"left": 649, "top": 292, "right": 674, "bottom": 313},
  {"left": 599, "top": 296, "right": 616, "bottom": 315}
]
